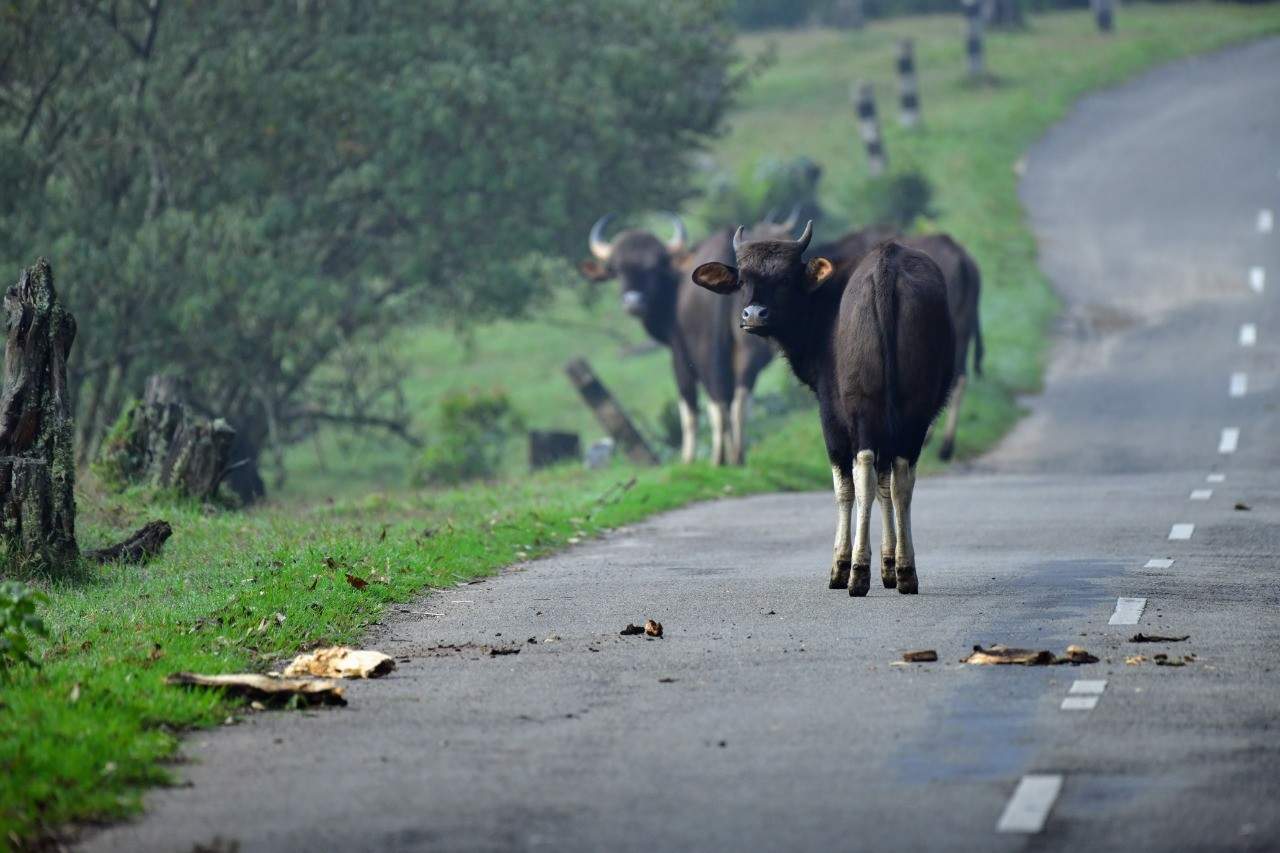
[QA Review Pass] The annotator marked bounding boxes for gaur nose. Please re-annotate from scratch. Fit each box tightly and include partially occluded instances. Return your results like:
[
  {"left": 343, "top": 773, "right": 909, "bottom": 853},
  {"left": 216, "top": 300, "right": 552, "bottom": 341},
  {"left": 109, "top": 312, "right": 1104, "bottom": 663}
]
[
  {"left": 742, "top": 304, "right": 769, "bottom": 324},
  {"left": 622, "top": 291, "right": 644, "bottom": 314}
]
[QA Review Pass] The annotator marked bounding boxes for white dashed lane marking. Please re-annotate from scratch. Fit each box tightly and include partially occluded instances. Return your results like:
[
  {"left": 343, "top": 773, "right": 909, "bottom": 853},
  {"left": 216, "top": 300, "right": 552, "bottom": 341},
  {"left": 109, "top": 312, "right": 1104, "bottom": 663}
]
[
  {"left": 1207, "top": 473, "right": 1226, "bottom": 483},
  {"left": 1260, "top": 209, "right": 1275, "bottom": 234},
  {"left": 1145, "top": 558, "right": 1174, "bottom": 569},
  {"left": 1219, "top": 427, "right": 1239, "bottom": 454},
  {"left": 1230, "top": 373, "right": 1247, "bottom": 398},
  {"left": 1061, "top": 679, "right": 1107, "bottom": 710},
  {"left": 1168, "top": 523, "right": 1194, "bottom": 541},
  {"left": 1109, "top": 597, "right": 1147, "bottom": 625},
  {"left": 997, "top": 775, "right": 1064, "bottom": 834},
  {"left": 1239, "top": 324, "right": 1256, "bottom": 347},
  {"left": 1250, "top": 267, "right": 1266, "bottom": 293},
  {"left": 1190, "top": 489, "right": 1212, "bottom": 501}
]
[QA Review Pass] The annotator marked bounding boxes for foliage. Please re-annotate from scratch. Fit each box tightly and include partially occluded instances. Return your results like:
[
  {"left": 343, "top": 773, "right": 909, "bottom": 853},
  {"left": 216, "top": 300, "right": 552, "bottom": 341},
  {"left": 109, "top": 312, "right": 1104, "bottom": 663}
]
[
  {"left": 0, "top": 0, "right": 741, "bottom": 482},
  {"left": 415, "top": 389, "right": 524, "bottom": 486},
  {"left": 696, "top": 155, "right": 826, "bottom": 231},
  {"left": 849, "top": 171, "right": 936, "bottom": 230},
  {"left": 0, "top": 581, "right": 48, "bottom": 682},
  {"left": 657, "top": 400, "right": 684, "bottom": 450}
]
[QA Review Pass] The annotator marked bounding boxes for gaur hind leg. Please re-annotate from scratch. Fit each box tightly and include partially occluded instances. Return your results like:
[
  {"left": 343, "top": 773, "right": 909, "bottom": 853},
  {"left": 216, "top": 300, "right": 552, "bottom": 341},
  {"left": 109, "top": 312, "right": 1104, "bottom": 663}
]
[
  {"left": 877, "top": 469, "right": 897, "bottom": 588},
  {"left": 728, "top": 385, "right": 751, "bottom": 465},
  {"left": 938, "top": 374, "right": 967, "bottom": 461},
  {"left": 829, "top": 462, "right": 853, "bottom": 590},
  {"left": 677, "top": 398, "right": 698, "bottom": 464},
  {"left": 891, "top": 457, "right": 919, "bottom": 594},
  {"left": 708, "top": 401, "right": 729, "bottom": 466},
  {"left": 848, "top": 450, "right": 875, "bottom": 597}
]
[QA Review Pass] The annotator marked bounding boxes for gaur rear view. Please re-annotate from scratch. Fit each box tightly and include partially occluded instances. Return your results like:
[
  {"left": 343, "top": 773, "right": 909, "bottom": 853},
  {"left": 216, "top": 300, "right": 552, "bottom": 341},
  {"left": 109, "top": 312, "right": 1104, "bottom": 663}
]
[{"left": 692, "top": 223, "right": 955, "bottom": 596}]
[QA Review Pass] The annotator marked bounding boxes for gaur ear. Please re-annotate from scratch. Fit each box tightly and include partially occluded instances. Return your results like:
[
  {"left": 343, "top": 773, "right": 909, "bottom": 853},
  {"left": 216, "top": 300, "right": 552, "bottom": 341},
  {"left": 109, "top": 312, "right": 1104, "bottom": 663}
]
[
  {"left": 691, "top": 262, "right": 741, "bottom": 294},
  {"left": 578, "top": 258, "right": 613, "bottom": 282},
  {"left": 805, "top": 257, "right": 835, "bottom": 292}
]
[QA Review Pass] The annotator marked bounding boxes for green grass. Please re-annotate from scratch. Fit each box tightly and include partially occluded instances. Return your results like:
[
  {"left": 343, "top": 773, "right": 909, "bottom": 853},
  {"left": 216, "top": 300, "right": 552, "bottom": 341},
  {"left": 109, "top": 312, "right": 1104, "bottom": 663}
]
[{"left": 5, "top": 4, "right": 1280, "bottom": 847}]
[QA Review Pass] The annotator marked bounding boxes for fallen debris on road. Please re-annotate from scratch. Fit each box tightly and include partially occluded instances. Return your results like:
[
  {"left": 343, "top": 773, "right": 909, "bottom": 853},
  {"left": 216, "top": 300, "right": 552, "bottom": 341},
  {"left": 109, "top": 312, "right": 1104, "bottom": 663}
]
[
  {"left": 620, "top": 623, "right": 644, "bottom": 636},
  {"left": 166, "top": 672, "right": 346, "bottom": 705},
  {"left": 902, "top": 650, "right": 938, "bottom": 663},
  {"left": 283, "top": 647, "right": 395, "bottom": 679},
  {"left": 645, "top": 619, "right": 663, "bottom": 638},
  {"left": 1129, "top": 633, "right": 1190, "bottom": 643},
  {"left": 963, "top": 644, "right": 1099, "bottom": 666}
]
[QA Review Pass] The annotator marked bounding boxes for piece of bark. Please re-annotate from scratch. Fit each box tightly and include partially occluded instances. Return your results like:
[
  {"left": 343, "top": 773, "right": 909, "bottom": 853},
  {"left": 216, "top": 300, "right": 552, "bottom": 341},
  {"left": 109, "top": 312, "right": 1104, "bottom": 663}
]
[
  {"left": 283, "top": 647, "right": 395, "bottom": 679},
  {"left": 902, "top": 649, "right": 938, "bottom": 663},
  {"left": 1129, "top": 633, "right": 1189, "bottom": 643},
  {"left": 0, "top": 259, "right": 79, "bottom": 571},
  {"left": 166, "top": 672, "right": 346, "bottom": 705},
  {"left": 85, "top": 520, "right": 172, "bottom": 564}
]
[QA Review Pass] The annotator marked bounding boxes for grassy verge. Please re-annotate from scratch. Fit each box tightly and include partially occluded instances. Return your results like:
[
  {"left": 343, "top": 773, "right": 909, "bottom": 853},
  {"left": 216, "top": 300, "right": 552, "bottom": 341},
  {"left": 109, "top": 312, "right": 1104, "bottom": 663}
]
[{"left": 4, "top": 4, "right": 1280, "bottom": 847}]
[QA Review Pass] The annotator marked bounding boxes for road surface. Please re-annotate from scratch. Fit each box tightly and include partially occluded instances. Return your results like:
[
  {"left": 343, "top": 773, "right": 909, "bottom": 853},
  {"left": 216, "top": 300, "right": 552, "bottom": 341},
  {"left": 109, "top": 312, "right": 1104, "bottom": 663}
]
[{"left": 81, "top": 37, "right": 1280, "bottom": 853}]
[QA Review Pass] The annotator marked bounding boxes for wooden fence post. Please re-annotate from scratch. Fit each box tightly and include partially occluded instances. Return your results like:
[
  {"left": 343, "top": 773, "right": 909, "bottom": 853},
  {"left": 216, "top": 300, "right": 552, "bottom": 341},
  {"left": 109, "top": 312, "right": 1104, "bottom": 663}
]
[
  {"left": 563, "top": 358, "right": 658, "bottom": 466},
  {"left": 963, "top": 0, "right": 985, "bottom": 80},
  {"left": 896, "top": 39, "right": 920, "bottom": 128},
  {"left": 853, "top": 82, "right": 887, "bottom": 177},
  {"left": 1092, "top": 0, "right": 1114, "bottom": 33}
]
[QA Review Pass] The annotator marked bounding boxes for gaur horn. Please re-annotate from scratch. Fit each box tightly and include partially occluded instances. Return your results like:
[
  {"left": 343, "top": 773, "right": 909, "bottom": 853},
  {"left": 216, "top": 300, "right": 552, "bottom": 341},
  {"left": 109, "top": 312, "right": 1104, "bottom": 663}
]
[
  {"left": 795, "top": 219, "right": 813, "bottom": 251},
  {"left": 588, "top": 214, "right": 616, "bottom": 262},
  {"left": 732, "top": 225, "right": 746, "bottom": 254},
  {"left": 781, "top": 204, "right": 802, "bottom": 232},
  {"left": 662, "top": 212, "right": 688, "bottom": 254}
]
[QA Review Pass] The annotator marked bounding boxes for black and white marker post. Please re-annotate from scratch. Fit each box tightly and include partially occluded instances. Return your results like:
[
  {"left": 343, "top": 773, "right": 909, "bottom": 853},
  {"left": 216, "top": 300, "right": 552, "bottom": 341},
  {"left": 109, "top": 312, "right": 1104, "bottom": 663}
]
[
  {"left": 1092, "top": 0, "right": 1114, "bottom": 33},
  {"left": 853, "top": 82, "right": 886, "bottom": 177},
  {"left": 896, "top": 39, "right": 921, "bottom": 128},
  {"left": 963, "top": 0, "right": 984, "bottom": 79}
]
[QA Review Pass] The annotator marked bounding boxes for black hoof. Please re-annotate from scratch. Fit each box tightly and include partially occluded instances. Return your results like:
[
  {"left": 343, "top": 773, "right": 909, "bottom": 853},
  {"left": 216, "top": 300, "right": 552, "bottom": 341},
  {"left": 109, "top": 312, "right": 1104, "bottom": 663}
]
[
  {"left": 829, "top": 560, "right": 851, "bottom": 590},
  {"left": 849, "top": 566, "right": 871, "bottom": 597},
  {"left": 896, "top": 567, "right": 919, "bottom": 595},
  {"left": 881, "top": 557, "right": 897, "bottom": 589}
]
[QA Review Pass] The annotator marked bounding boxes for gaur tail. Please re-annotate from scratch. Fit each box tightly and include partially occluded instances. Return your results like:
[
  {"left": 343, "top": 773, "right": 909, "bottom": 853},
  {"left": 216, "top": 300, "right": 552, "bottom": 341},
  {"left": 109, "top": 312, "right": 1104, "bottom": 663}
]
[
  {"left": 871, "top": 243, "right": 902, "bottom": 446},
  {"left": 964, "top": 255, "right": 984, "bottom": 377}
]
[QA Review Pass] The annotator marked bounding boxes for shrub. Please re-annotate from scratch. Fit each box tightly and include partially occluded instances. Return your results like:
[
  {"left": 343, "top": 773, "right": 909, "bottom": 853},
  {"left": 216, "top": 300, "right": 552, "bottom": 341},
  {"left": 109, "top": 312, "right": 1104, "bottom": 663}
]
[
  {"left": 0, "top": 581, "right": 48, "bottom": 683},
  {"left": 414, "top": 389, "right": 524, "bottom": 487},
  {"left": 839, "top": 170, "right": 936, "bottom": 231},
  {"left": 697, "top": 155, "right": 825, "bottom": 230}
]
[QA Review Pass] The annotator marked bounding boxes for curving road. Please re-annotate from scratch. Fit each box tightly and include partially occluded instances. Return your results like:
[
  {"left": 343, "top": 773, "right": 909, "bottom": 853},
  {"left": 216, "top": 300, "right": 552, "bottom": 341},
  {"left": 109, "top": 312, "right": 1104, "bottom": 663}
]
[{"left": 81, "top": 38, "right": 1280, "bottom": 853}]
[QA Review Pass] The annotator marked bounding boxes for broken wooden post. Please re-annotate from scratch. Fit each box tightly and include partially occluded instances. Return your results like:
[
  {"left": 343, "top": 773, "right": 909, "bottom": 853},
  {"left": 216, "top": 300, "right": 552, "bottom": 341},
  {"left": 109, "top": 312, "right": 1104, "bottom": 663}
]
[
  {"left": 963, "top": 0, "right": 985, "bottom": 80},
  {"left": 528, "top": 430, "right": 581, "bottom": 470},
  {"left": 852, "top": 82, "right": 887, "bottom": 177},
  {"left": 563, "top": 358, "right": 658, "bottom": 466},
  {"left": 896, "top": 39, "right": 921, "bottom": 128},
  {"left": 0, "top": 259, "right": 79, "bottom": 572},
  {"left": 96, "top": 373, "right": 239, "bottom": 502},
  {"left": 1092, "top": 0, "right": 1114, "bottom": 33}
]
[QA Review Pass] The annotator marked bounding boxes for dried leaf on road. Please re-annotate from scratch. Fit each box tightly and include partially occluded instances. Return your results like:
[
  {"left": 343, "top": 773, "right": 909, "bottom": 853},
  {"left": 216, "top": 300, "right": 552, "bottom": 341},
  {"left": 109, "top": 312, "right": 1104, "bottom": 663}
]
[
  {"left": 1125, "top": 655, "right": 1147, "bottom": 665},
  {"left": 1059, "top": 644, "right": 1099, "bottom": 664},
  {"left": 963, "top": 645, "right": 1056, "bottom": 666},
  {"left": 645, "top": 619, "right": 663, "bottom": 638},
  {"left": 344, "top": 573, "right": 369, "bottom": 590},
  {"left": 1234, "top": 501, "right": 1250, "bottom": 511},
  {"left": 283, "top": 647, "right": 395, "bottom": 679},
  {"left": 620, "top": 623, "right": 645, "bottom": 636},
  {"left": 1130, "top": 633, "right": 1190, "bottom": 643},
  {"left": 167, "top": 672, "right": 346, "bottom": 705},
  {"left": 489, "top": 645, "right": 521, "bottom": 657},
  {"left": 902, "top": 650, "right": 938, "bottom": 663}
]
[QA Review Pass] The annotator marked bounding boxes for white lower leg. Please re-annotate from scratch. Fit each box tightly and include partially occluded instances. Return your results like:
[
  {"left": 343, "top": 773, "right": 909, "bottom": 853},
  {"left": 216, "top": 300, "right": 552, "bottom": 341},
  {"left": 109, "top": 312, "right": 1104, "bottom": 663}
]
[
  {"left": 877, "top": 470, "right": 895, "bottom": 577},
  {"left": 852, "top": 450, "right": 875, "bottom": 567},
  {"left": 678, "top": 399, "right": 697, "bottom": 464},
  {"left": 729, "top": 386, "right": 750, "bottom": 463},
  {"left": 832, "top": 464, "right": 853, "bottom": 568},
  {"left": 891, "top": 457, "right": 916, "bottom": 569},
  {"left": 708, "top": 402, "right": 727, "bottom": 466}
]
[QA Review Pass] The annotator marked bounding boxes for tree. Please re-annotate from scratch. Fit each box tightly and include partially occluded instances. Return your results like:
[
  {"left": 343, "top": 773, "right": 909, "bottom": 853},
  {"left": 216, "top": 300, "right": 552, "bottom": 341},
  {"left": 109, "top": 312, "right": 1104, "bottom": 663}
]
[{"left": 0, "top": 0, "right": 741, "bottom": 487}]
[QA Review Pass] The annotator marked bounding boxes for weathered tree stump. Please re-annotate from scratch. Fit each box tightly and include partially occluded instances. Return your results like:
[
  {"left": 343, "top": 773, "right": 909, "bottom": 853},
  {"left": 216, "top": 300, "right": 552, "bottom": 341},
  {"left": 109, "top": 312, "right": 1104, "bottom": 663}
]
[
  {"left": 0, "top": 259, "right": 79, "bottom": 572},
  {"left": 97, "top": 374, "right": 239, "bottom": 502},
  {"left": 528, "top": 430, "right": 581, "bottom": 469},
  {"left": 84, "top": 520, "right": 172, "bottom": 565}
]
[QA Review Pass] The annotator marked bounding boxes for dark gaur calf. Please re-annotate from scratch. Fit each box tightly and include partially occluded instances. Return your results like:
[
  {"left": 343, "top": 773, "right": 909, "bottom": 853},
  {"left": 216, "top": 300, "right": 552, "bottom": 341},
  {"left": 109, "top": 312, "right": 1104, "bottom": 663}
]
[
  {"left": 816, "top": 228, "right": 983, "bottom": 460},
  {"left": 692, "top": 223, "right": 955, "bottom": 596},
  {"left": 580, "top": 214, "right": 772, "bottom": 465}
]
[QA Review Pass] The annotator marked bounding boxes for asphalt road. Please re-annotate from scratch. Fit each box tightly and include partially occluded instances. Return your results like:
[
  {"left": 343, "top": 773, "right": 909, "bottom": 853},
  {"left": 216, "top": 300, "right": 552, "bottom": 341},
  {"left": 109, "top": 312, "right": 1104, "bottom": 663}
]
[{"left": 80, "top": 38, "right": 1280, "bottom": 853}]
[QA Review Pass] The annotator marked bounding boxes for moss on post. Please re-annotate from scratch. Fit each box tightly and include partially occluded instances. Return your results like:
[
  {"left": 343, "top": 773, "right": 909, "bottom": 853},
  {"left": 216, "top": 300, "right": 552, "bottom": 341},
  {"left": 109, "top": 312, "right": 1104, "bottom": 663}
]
[{"left": 0, "top": 259, "right": 79, "bottom": 573}]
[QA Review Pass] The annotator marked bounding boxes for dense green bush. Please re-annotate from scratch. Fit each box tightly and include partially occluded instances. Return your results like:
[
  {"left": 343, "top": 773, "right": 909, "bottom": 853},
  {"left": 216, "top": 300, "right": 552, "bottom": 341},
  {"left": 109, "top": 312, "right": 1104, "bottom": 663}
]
[
  {"left": 0, "top": 582, "right": 47, "bottom": 683},
  {"left": 415, "top": 390, "right": 524, "bottom": 486},
  {"left": 697, "top": 155, "right": 826, "bottom": 230},
  {"left": 855, "top": 171, "right": 936, "bottom": 230}
]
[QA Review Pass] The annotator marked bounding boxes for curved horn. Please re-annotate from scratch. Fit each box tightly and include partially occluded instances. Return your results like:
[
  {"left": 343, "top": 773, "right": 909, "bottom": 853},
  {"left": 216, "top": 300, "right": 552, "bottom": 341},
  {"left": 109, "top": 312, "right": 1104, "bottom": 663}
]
[
  {"left": 763, "top": 207, "right": 780, "bottom": 225},
  {"left": 795, "top": 219, "right": 813, "bottom": 252},
  {"left": 732, "top": 225, "right": 746, "bottom": 254},
  {"left": 588, "top": 214, "right": 615, "bottom": 262},
  {"left": 662, "top": 212, "right": 688, "bottom": 254},
  {"left": 781, "top": 204, "right": 802, "bottom": 232}
]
